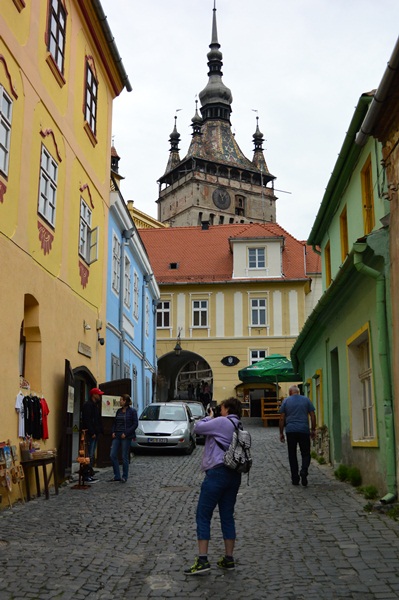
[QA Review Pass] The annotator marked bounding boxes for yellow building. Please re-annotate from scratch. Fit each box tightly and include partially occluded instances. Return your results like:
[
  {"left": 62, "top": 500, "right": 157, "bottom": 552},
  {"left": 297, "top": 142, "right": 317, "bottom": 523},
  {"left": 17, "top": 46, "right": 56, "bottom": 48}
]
[
  {"left": 0, "top": 0, "right": 130, "bottom": 502},
  {"left": 139, "top": 222, "right": 321, "bottom": 412}
]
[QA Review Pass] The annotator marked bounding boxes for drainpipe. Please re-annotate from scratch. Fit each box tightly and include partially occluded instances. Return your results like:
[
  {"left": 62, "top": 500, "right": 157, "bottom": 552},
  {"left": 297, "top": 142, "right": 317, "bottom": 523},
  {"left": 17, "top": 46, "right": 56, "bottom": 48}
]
[{"left": 353, "top": 242, "right": 396, "bottom": 502}]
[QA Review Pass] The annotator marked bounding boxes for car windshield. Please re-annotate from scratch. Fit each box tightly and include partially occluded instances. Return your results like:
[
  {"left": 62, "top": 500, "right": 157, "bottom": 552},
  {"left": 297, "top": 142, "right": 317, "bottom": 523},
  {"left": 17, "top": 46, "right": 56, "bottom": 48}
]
[
  {"left": 140, "top": 405, "right": 187, "bottom": 421},
  {"left": 188, "top": 404, "right": 205, "bottom": 418}
]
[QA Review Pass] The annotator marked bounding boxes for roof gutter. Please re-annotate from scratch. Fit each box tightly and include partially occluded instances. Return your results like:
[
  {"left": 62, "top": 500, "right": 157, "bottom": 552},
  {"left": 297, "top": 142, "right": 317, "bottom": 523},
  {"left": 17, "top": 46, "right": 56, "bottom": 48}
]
[
  {"left": 356, "top": 36, "right": 399, "bottom": 147},
  {"left": 92, "top": 0, "right": 133, "bottom": 92}
]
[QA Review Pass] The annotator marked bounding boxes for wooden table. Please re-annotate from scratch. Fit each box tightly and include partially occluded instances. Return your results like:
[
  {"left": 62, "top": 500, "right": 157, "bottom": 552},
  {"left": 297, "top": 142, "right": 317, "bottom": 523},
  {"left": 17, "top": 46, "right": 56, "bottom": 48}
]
[{"left": 21, "top": 457, "right": 58, "bottom": 501}]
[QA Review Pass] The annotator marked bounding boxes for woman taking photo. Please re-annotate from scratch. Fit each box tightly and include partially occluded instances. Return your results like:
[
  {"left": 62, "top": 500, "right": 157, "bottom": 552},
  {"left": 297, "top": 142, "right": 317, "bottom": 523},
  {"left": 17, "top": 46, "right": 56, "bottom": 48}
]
[
  {"left": 109, "top": 395, "right": 138, "bottom": 483},
  {"left": 185, "top": 396, "right": 242, "bottom": 575}
]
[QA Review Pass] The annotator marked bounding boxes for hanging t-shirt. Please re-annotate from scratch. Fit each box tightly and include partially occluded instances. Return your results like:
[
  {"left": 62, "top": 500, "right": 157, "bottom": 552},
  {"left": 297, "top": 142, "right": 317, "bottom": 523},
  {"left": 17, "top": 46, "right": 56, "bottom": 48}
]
[
  {"left": 40, "top": 397, "right": 50, "bottom": 439},
  {"left": 15, "top": 392, "right": 25, "bottom": 438}
]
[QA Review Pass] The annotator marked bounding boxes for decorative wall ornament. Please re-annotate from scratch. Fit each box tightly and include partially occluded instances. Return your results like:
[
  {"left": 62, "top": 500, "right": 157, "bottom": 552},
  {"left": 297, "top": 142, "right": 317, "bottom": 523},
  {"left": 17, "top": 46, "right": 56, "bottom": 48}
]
[
  {"left": 79, "top": 183, "right": 94, "bottom": 208},
  {"left": 39, "top": 129, "right": 62, "bottom": 162},
  {"left": 79, "top": 261, "right": 89, "bottom": 288},
  {"left": 221, "top": 356, "right": 240, "bottom": 367},
  {"left": 0, "top": 181, "right": 6, "bottom": 203},
  {"left": 0, "top": 55, "right": 18, "bottom": 98},
  {"left": 37, "top": 221, "right": 54, "bottom": 255}
]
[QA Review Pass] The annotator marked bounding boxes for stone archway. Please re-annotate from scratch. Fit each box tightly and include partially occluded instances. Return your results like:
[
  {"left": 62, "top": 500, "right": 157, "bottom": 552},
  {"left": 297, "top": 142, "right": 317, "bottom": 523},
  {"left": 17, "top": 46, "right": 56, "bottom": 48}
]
[{"left": 157, "top": 351, "right": 212, "bottom": 403}]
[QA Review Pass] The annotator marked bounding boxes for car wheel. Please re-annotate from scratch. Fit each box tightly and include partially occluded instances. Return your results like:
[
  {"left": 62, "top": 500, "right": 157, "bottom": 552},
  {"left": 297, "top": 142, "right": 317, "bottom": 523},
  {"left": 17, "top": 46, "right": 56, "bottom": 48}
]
[{"left": 184, "top": 435, "right": 196, "bottom": 455}]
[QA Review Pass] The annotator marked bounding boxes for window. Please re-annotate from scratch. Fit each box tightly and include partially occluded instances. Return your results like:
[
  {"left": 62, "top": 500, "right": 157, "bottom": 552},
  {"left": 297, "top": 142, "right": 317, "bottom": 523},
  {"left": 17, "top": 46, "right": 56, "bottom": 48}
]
[
  {"left": 111, "top": 354, "right": 120, "bottom": 380},
  {"left": 340, "top": 206, "right": 348, "bottom": 262},
  {"left": 85, "top": 61, "right": 98, "bottom": 135},
  {"left": 133, "top": 366, "right": 138, "bottom": 409},
  {"left": 123, "top": 363, "right": 130, "bottom": 379},
  {"left": 47, "top": 0, "right": 66, "bottom": 73},
  {"left": 192, "top": 300, "right": 208, "bottom": 328},
  {"left": 145, "top": 295, "right": 150, "bottom": 337},
  {"left": 235, "top": 195, "right": 245, "bottom": 216},
  {"left": 251, "top": 298, "right": 267, "bottom": 326},
  {"left": 133, "top": 271, "right": 139, "bottom": 320},
  {"left": 79, "top": 199, "right": 98, "bottom": 264},
  {"left": 361, "top": 156, "right": 375, "bottom": 235},
  {"left": 157, "top": 301, "right": 170, "bottom": 328},
  {"left": 0, "top": 86, "right": 12, "bottom": 176},
  {"left": 348, "top": 326, "right": 376, "bottom": 443},
  {"left": 314, "top": 369, "right": 323, "bottom": 426},
  {"left": 250, "top": 349, "right": 267, "bottom": 364},
  {"left": 248, "top": 247, "right": 265, "bottom": 269},
  {"left": 112, "top": 235, "right": 121, "bottom": 293},
  {"left": 124, "top": 256, "right": 131, "bottom": 308},
  {"left": 38, "top": 146, "right": 58, "bottom": 226},
  {"left": 324, "top": 241, "right": 331, "bottom": 287}
]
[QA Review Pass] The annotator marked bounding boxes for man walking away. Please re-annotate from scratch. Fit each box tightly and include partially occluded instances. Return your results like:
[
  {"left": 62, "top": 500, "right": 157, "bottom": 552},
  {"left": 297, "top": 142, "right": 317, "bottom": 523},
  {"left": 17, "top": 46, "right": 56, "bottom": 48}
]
[{"left": 279, "top": 385, "right": 316, "bottom": 487}]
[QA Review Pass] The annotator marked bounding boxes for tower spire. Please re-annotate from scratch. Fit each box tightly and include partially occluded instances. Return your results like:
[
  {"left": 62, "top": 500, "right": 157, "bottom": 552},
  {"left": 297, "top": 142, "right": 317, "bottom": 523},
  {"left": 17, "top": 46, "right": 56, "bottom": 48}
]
[{"left": 198, "top": 2, "right": 232, "bottom": 122}]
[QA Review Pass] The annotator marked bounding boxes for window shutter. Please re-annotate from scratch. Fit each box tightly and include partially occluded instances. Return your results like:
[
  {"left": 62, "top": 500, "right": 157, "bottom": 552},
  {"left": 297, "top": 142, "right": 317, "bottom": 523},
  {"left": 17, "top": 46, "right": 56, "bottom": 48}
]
[{"left": 89, "top": 226, "right": 98, "bottom": 264}]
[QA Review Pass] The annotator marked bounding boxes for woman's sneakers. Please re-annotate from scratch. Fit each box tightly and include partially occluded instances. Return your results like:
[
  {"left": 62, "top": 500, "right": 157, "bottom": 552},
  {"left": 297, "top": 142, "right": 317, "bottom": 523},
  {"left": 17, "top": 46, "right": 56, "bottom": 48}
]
[
  {"left": 217, "top": 555, "right": 235, "bottom": 570},
  {"left": 184, "top": 557, "right": 211, "bottom": 575}
]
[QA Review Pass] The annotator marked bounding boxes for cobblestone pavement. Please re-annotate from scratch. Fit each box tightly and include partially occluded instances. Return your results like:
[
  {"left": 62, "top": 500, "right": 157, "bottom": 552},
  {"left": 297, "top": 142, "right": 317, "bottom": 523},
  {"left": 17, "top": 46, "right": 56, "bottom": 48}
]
[{"left": 1, "top": 420, "right": 399, "bottom": 599}]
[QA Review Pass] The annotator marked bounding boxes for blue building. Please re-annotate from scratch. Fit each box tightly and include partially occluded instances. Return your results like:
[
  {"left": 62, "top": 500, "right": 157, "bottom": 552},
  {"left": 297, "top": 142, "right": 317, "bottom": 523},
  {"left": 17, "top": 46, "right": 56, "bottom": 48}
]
[{"left": 104, "top": 155, "right": 160, "bottom": 415}]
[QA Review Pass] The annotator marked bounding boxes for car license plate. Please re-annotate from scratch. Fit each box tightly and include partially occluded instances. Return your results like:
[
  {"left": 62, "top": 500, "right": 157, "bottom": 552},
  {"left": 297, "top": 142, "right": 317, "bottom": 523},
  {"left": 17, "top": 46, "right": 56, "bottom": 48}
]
[{"left": 148, "top": 437, "right": 168, "bottom": 444}]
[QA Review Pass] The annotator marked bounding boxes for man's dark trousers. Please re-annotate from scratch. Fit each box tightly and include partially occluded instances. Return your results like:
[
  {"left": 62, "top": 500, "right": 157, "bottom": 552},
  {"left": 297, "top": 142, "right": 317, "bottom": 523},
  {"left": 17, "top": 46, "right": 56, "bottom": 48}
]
[{"left": 286, "top": 432, "right": 311, "bottom": 484}]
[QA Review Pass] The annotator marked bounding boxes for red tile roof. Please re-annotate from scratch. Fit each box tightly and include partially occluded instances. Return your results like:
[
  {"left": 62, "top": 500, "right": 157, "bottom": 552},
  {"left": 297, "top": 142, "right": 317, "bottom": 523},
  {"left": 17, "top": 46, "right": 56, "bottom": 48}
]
[{"left": 139, "top": 222, "right": 321, "bottom": 284}]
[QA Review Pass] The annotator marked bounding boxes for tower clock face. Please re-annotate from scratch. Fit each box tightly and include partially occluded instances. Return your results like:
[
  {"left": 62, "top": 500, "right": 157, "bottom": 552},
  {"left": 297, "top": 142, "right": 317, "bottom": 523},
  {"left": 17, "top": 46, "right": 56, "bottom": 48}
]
[{"left": 212, "top": 188, "right": 231, "bottom": 210}]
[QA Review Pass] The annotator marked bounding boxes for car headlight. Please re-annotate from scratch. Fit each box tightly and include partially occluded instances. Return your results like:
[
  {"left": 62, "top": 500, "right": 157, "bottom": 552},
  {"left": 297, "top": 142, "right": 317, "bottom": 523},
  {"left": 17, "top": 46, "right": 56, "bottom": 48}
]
[
  {"left": 173, "top": 428, "right": 186, "bottom": 436},
  {"left": 135, "top": 426, "right": 144, "bottom": 435}
]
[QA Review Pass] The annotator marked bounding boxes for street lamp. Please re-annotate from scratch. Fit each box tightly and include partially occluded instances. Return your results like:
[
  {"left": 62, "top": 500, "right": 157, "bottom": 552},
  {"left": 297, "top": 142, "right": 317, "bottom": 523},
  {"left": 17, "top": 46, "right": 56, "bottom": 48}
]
[{"left": 174, "top": 331, "right": 182, "bottom": 356}]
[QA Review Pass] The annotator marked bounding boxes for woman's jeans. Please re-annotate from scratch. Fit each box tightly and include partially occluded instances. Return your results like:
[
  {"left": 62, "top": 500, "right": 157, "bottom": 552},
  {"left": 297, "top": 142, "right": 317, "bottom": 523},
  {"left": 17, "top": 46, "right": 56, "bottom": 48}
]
[
  {"left": 110, "top": 435, "right": 131, "bottom": 480},
  {"left": 196, "top": 466, "right": 241, "bottom": 540}
]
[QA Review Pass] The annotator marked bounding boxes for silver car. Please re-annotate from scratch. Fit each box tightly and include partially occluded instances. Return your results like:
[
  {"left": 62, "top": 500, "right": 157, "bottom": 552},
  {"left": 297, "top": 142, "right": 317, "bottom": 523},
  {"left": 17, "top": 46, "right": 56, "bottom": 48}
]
[{"left": 131, "top": 402, "right": 196, "bottom": 454}]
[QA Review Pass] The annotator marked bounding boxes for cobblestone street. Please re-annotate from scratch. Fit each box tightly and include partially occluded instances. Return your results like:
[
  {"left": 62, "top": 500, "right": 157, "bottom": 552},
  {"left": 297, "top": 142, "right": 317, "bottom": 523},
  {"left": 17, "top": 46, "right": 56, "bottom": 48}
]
[{"left": 1, "top": 420, "right": 399, "bottom": 599}]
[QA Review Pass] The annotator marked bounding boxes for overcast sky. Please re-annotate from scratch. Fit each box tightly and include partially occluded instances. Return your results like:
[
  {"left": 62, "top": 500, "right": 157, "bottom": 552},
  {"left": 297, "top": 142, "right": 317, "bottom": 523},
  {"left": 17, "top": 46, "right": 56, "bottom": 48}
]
[{"left": 100, "top": 0, "right": 399, "bottom": 240}]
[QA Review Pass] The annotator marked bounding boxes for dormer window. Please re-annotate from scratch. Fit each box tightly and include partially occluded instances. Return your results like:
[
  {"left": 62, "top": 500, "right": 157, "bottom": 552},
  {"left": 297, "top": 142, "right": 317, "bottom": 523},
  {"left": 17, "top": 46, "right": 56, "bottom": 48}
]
[
  {"left": 248, "top": 247, "right": 265, "bottom": 269},
  {"left": 170, "top": 262, "right": 179, "bottom": 269}
]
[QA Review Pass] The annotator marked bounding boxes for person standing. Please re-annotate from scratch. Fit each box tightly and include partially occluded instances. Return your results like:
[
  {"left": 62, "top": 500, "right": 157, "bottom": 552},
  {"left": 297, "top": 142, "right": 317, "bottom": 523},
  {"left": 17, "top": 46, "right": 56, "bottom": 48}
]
[
  {"left": 279, "top": 385, "right": 316, "bottom": 487},
  {"left": 184, "top": 397, "right": 242, "bottom": 575},
  {"left": 81, "top": 387, "right": 104, "bottom": 483},
  {"left": 109, "top": 395, "right": 138, "bottom": 483}
]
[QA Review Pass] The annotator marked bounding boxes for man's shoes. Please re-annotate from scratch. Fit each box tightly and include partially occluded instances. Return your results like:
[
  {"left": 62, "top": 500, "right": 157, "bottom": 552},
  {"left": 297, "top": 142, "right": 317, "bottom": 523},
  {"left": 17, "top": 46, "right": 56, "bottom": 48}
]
[
  {"left": 292, "top": 479, "right": 300, "bottom": 486},
  {"left": 109, "top": 477, "right": 121, "bottom": 482},
  {"left": 121, "top": 478, "right": 127, "bottom": 483},
  {"left": 85, "top": 477, "right": 99, "bottom": 484},
  {"left": 300, "top": 472, "right": 308, "bottom": 487},
  {"left": 184, "top": 557, "right": 211, "bottom": 575},
  {"left": 217, "top": 556, "right": 235, "bottom": 570}
]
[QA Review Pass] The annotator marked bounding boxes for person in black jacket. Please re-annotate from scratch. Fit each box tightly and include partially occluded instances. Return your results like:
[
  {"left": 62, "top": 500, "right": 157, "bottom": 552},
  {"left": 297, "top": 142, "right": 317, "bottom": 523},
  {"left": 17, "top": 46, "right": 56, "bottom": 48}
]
[
  {"left": 81, "top": 387, "right": 104, "bottom": 483},
  {"left": 109, "top": 395, "right": 138, "bottom": 483}
]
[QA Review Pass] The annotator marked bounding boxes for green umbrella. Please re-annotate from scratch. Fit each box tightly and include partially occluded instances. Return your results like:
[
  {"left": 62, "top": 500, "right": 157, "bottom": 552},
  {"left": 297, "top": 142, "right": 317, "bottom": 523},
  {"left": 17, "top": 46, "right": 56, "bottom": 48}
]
[{"left": 238, "top": 354, "right": 301, "bottom": 384}]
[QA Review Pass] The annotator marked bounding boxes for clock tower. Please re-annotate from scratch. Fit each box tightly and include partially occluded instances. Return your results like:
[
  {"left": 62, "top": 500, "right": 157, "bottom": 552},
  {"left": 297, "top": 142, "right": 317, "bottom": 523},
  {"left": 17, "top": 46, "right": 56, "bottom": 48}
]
[{"left": 156, "top": 5, "right": 277, "bottom": 227}]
